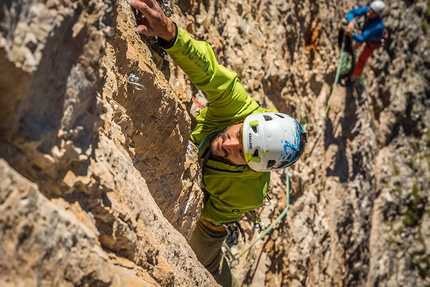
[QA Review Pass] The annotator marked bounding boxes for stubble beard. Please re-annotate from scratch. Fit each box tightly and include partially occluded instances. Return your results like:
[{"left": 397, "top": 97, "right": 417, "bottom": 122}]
[{"left": 209, "top": 130, "right": 236, "bottom": 166}]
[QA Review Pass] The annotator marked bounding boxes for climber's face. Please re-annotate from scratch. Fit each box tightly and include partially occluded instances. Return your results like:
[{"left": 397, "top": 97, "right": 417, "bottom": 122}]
[
  {"left": 367, "top": 8, "right": 379, "bottom": 19},
  {"left": 210, "top": 123, "right": 247, "bottom": 166}
]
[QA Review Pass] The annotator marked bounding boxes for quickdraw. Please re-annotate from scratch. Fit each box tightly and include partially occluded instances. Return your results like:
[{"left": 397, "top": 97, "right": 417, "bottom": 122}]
[
  {"left": 245, "top": 209, "right": 265, "bottom": 233},
  {"left": 224, "top": 222, "right": 246, "bottom": 246}
]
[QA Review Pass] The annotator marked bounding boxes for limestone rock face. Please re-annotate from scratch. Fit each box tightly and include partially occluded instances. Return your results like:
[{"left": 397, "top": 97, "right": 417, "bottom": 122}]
[
  {"left": 0, "top": 0, "right": 213, "bottom": 286},
  {"left": 1, "top": 0, "right": 429, "bottom": 286}
]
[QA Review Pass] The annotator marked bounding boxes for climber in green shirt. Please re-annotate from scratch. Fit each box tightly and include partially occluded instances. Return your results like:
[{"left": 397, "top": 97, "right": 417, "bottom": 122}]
[{"left": 128, "top": 0, "right": 307, "bottom": 286}]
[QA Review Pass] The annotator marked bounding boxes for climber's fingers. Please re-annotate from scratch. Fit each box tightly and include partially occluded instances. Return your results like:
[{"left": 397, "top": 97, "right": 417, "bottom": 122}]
[
  {"left": 127, "top": 0, "right": 174, "bottom": 41},
  {"left": 129, "top": 0, "right": 157, "bottom": 24}
]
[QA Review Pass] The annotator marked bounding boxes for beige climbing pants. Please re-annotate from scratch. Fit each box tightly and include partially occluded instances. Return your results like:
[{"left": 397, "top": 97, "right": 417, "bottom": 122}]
[{"left": 189, "top": 218, "right": 239, "bottom": 287}]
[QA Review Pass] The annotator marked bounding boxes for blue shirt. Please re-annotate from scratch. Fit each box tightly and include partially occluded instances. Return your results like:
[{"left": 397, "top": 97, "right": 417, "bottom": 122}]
[{"left": 346, "top": 6, "right": 384, "bottom": 44}]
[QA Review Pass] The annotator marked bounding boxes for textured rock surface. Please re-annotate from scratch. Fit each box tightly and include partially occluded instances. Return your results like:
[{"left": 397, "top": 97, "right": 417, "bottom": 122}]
[
  {"left": 0, "top": 0, "right": 214, "bottom": 286},
  {"left": 1, "top": 0, "right": 429, "bottom": 286}
]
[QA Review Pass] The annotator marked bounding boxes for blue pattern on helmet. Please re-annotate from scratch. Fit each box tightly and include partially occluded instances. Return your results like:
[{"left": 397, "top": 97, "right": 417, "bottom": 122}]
[{"left": 274, "top": 122, "right": 302, "bottom": 168}]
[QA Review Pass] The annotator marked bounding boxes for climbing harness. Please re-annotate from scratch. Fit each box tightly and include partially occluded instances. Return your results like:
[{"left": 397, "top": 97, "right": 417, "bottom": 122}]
[
  {"left": 224, "top": 201, "right": 269, "bottom": 247},
  {"left": 380, "top": 28, "right": 389, "bottom": 46},
  {"left": 224, "top": 222, "right": 246, "bottom": 246}
]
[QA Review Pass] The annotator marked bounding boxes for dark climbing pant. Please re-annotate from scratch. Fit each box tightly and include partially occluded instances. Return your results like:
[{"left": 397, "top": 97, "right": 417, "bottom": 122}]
[{"left": 189, "top": 218, "right": 239, "bottom": 287}]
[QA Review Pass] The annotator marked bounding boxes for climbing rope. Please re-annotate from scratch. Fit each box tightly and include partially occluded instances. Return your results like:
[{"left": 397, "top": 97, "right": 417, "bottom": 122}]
[
  {"left": 222, "top": 24, "right": 381, "bottom": 264},
  {"left": 222, "top": 167, "right": 291, "bottom": 261},
  {"left": 302, "top": 33, "right": 346, "bottom": 131},
  {"left": 221, "top": 31, "right": 362, "bottom": 261},
  {"left": 222, "top": 32, "right": 347, "bottom": 261}
]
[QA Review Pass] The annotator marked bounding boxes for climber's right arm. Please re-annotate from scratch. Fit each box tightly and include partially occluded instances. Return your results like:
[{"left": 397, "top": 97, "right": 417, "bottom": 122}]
[
  {"left": 128, "top": 0, "right": 260, "bottom": 132},
  {"left": 345, "top": 6, "right": 369, "bottom": 35}
]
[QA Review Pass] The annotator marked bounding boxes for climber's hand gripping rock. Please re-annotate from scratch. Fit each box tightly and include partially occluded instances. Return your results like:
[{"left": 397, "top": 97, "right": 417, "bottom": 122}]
[{"left": 127, "top": 0, "right": 176, "bottom": 42}]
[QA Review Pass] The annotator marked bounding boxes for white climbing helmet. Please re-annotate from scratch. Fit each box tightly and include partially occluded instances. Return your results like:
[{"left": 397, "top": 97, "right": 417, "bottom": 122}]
[
  {"left": 370, "top": 0, "right": 385, "bottom": 14},
  {"left": 242, "top": 112, "right": 307, "bottom": 172}
]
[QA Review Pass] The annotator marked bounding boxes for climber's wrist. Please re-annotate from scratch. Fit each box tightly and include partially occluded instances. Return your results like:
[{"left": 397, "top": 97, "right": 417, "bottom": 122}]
[{"left": 158, "top": 20, "right": 177, "bottom": 49}]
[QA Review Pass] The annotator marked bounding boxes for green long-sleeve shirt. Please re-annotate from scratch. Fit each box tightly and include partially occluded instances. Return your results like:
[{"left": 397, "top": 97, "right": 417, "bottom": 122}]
[{"left": 162, "top": 24, "right": 274, "bottom": 225}]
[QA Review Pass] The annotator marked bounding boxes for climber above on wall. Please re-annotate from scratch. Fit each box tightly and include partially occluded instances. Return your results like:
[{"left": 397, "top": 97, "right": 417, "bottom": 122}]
[
  {"left": 341, "top": 0, "right": 386, "bottom": 86},
  {"left": 127, "top": 0, "right": 307, "bottom": 286}
]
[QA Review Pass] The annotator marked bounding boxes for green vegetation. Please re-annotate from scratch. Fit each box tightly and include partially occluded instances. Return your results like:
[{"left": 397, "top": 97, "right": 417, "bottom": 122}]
[
  {"left": 410, "top": 230, "right": 430, "bottom": 279},
  {"left": 387, "top": 235, "right": 395, "bottom": 246},
  {"left": 426, "top": 128, "right": 430, "bottom": 147},
  {"left": 384, "top": 137, "right": 430, "bottom": 279},
  {"left": 393, "top": 162, "right": 400, "bottom": 176},
  {"left": 416, "top": 230, "right": 427, "bottom": 255},
  {"left": 410, "top": 140, "right": 419, "bottom": 151},
  {"left": 405, "top": 80, "right": 412, "bottom": 88},
  {"left": 387, "top": 221, "right": 393, "bottom": 230},
  {"left": 395, "top": 182, "right": 402, "bottom": 194},
  {"left": 408, "top": 157, "right": 414, "bottom": 167},
  {"left": 405, "top": 212, "right": 429, "bottom": 278},
  {"left": 402, "top": 180, "right": 422, "bottom": 226},
  {"left": 393, "top": 225, "right": 404, "bottom": 235},
  {"left": 418, "top": 258, "right": 429, "bottom": 279},
  {"left": 397, "top": 205, "right": 404, "bottom": 214},
  {"left": 425, "top": 0, "right": 430, "bottom": 19},
  {"left": 412, "top": 181, "right": 419, "bottom": 195},
  {"left": 422, "top": 21, "right": 428, "bottom": 34},
  {"left": 411, "top": 254, "right": 430, "bottom": 279},
  {"left": 403, "top": 209, "right": 418, "bottom": 226}
]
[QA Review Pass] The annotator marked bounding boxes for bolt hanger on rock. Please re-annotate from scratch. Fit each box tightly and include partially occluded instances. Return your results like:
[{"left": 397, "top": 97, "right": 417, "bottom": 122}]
[{"left": 127, "top": 72, "right": 147, "bottom": 91}]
